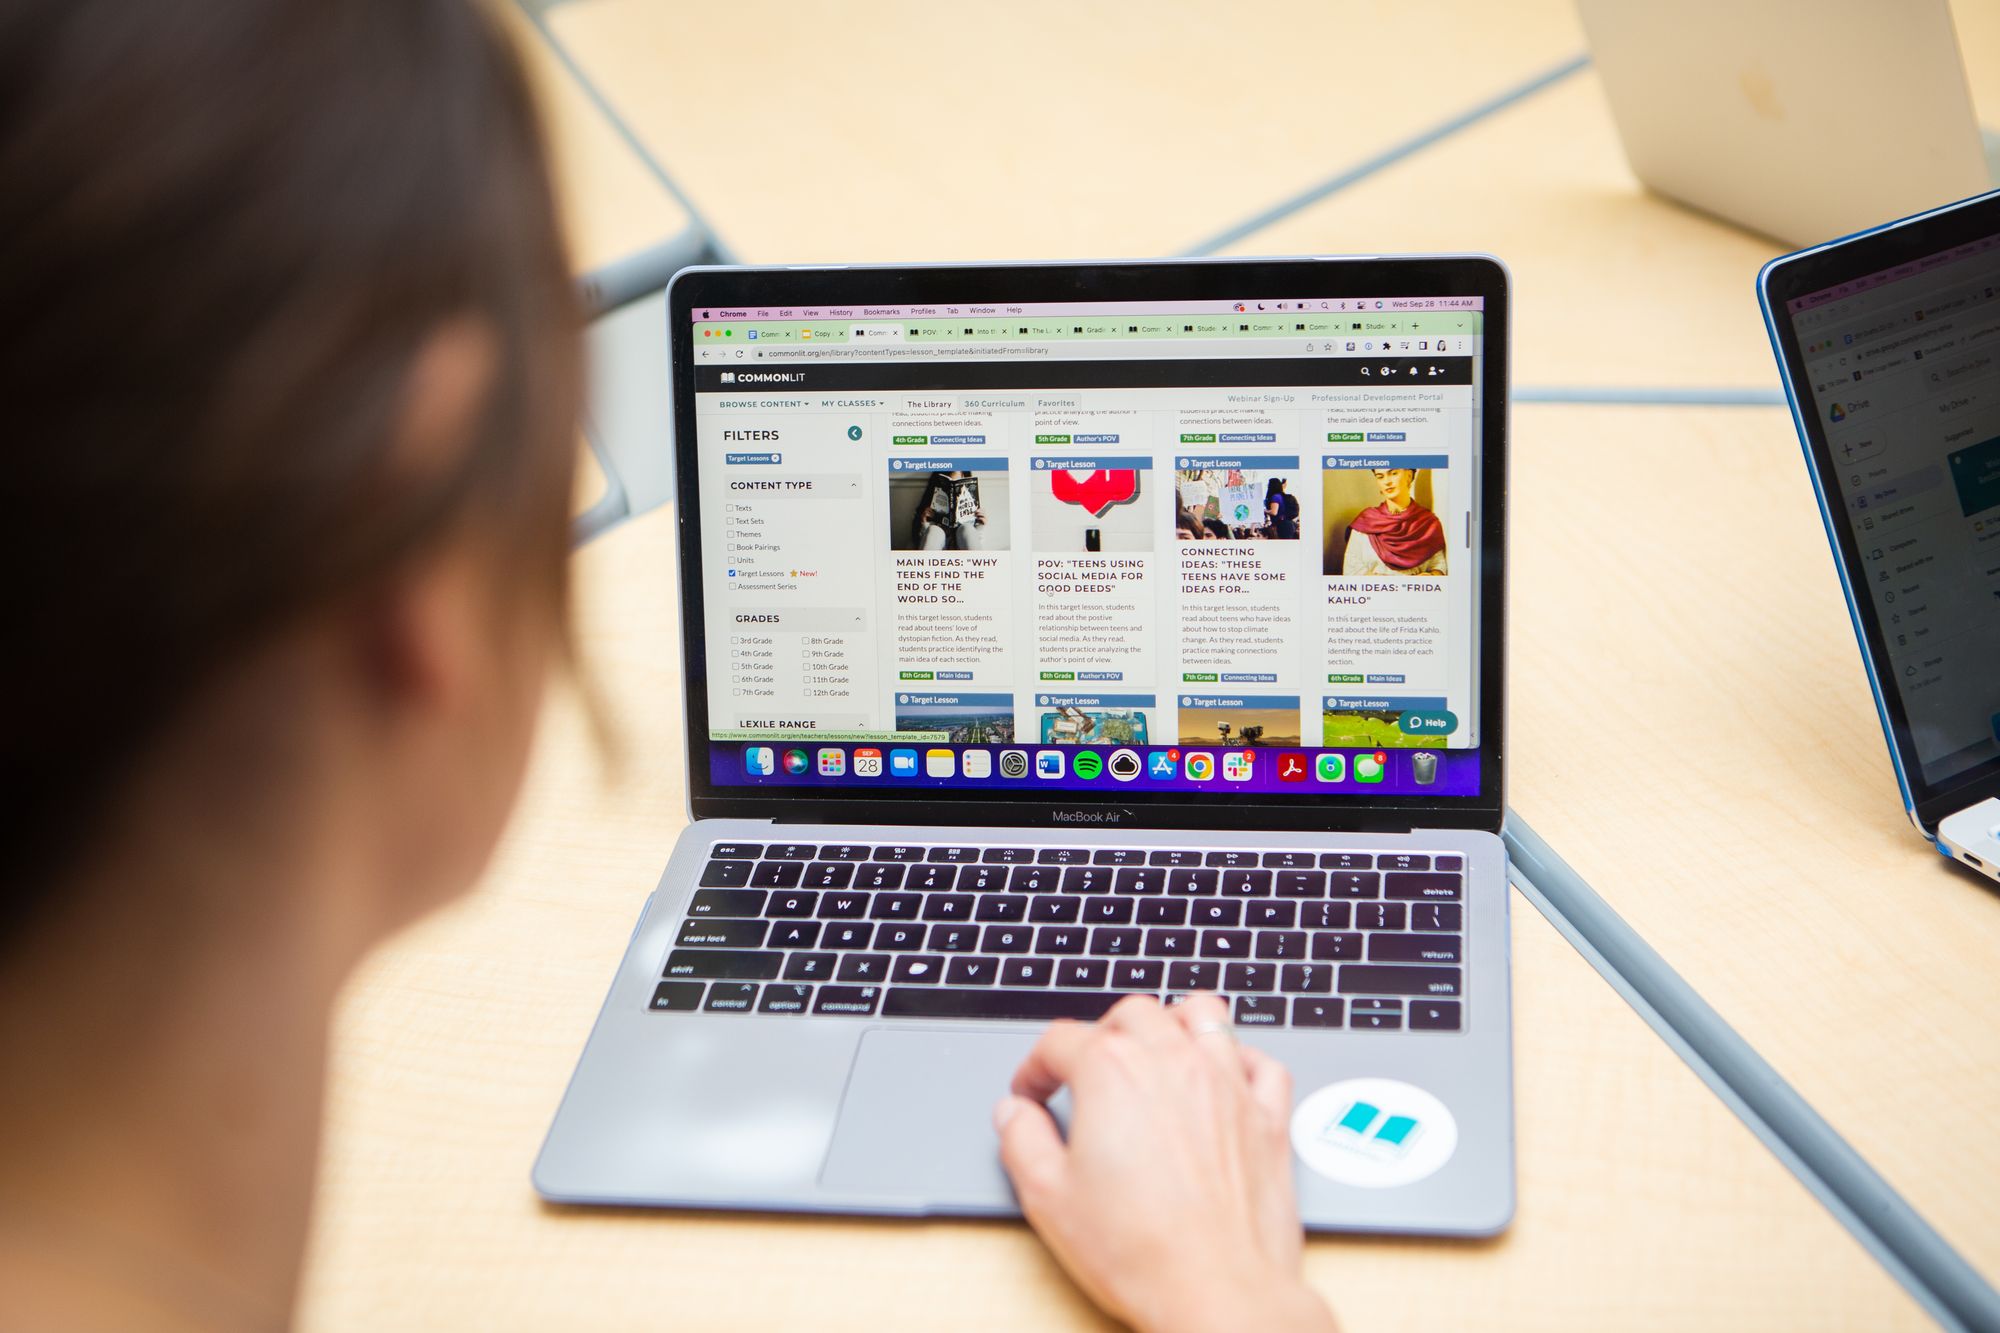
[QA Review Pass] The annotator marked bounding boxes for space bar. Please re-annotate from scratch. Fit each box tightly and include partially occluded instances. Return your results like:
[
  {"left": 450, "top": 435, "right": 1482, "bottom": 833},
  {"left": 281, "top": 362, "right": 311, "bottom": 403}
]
[{"left": 882, "top": 988, "right": 1125, "bottom": 1022}]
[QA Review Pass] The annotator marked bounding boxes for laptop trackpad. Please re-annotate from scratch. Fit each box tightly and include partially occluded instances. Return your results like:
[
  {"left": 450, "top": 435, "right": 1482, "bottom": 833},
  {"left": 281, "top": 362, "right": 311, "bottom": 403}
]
[{"left": 818, "top": 1027, "right": 1045, "bottom": 1208}]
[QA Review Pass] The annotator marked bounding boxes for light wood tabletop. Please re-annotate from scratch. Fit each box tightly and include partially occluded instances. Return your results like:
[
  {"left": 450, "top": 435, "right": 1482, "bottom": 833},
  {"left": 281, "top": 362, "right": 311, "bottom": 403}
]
[{"left": 294, "top": 2, "right": 1999, "bottom": 1327}]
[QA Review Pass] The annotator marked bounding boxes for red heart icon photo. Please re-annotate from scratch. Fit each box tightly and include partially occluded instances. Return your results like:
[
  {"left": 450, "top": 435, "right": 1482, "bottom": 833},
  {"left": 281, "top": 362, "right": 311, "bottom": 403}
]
[{"left": 1049, "top": 468, "right": 1140, "bottom": 516}]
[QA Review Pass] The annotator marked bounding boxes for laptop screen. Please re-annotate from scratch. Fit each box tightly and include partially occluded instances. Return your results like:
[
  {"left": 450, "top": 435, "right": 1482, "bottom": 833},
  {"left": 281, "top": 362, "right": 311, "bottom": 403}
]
[
  {"left": 1781, "top": 229, "right": 2000, "bottom": 793},
  {"left": 678, "top": 271, "right": 1498, "bottom": 816}
]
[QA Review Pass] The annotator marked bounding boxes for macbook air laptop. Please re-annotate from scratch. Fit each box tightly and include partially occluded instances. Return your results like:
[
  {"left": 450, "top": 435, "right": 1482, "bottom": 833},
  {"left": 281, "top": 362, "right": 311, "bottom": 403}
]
[
  {"left": 535, "top": 256, "right": 1515, "bottom": 1235},
  {"left": 1578, "top": 0, "right": 1997, "bottom": 246},
  {"left": 1760, "top": 188, "right": 2000, "bottom": 882}
]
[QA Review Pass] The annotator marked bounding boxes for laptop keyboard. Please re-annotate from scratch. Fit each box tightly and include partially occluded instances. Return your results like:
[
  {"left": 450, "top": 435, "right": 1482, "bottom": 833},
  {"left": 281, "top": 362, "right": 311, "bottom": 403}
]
[{"left": 649, "top": 842, "right": 1466, "bottom": 1030}]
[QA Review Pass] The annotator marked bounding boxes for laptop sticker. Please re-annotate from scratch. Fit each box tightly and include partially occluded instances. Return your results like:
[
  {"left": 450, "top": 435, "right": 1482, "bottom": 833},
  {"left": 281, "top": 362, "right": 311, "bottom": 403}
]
[{"left": 1290, "top": 1077, "right": 1458, "bottom": 1188}]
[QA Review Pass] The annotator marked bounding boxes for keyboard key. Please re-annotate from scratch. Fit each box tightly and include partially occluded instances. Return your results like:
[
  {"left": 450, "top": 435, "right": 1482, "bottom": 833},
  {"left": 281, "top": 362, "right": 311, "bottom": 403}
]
[
  {"left": 1370, "top": 934, "right": 1463, "bottom": 964},
  {"left": 704, "top": 982, "right": 759, "bottom": 1013},
  {"left": 981, "top": 847, "right": 1036, "bottom": 863},
  {"left": 699, "top": 859, "right": 755, "bottom": 888},
  {"left": 957, "top": 865, "right": 1008, "bottom": 894},
  {"left": 1234, "top": 995, "right": 1285, "bottom": 1026},
  {"left": 1224, "top": 962, "right": 1275, "bottom": 992},
  {"left": 1149, "top": 849, "right": 1204, "bottom": 867},
  {"left": 927, "top": 923, "right": 979, "bottom": 952},
  {"left": 873, "top": 923, "right": 924, "bottom": 951},
  {"left": 1321, "top": 852, "right": 1373, "bottom": 870},
  {"left": 1274, "top": 870, "right": 1326, "bottom": 899},
  {"left": 922, "top": 893, "right": 974, "bottom": 921},
  {"left": 1112, "top": 959, "right": 1164, "bottom": 990},
  {"left": 869, "top": 893, "right": 923, "bottom": 920},
  {"left": 649, "top": 980, "right": 704, "bottom": 1011},
  {"left": 819, "top": 892, "right": 868, "bottom": 918},
  {"left": 1028, "top": 895, "right": 1080, "bottom": 923},
  {"left": 1093, "top": 848, "right": 1146, "bottom": 865},
  {"left": 1057, "top": 959, "right": 1108, "bottom": 988},
  {"left": 874, "top": 845, "right": 926, "bottom": 862},
  {"left": 1300, "top": 901, "right": 1353, "bottom": 930},
  {"left": 1168, "top": 867, "right": 1222, "bottom": 895},
  {"left": 1038, "top": 847, "right": 1090, "bottom": 864},
  {"left": 822, "top": 923, "right": 871, "bottom": 950},
  {"left": 1385, "top": 872, "right": 1463, "bottom": 901},
  {"left": 1339, "top": 965, "right": 1461, "bottom": 997},
  {"left": 1010, "top": 865, "right": 1060, "bottom": 894},
  {"left": 663, "top": 949, "right": 782, "bottom": 981},
  {"left": 820, "top": 844, "right": 872, "bottom": 862},
  {"left": 1036, "top": 926, "right": 1087, "bottom": 955},
  {"left": 975, "top": 894, "right": 1028, "bottom": 922},
  {"left": 1310, "top": 932, "right": 1363, "bottom": 962},
  {"left": 927, "top": 845, "right": 981, "bottom": 862},
  {"left": 709, "top": 842, "right": 763, "bottom": 860},
  {"left": 1350, "top": 998, "right": 1402, "bottom": 1030},
  {"left": 882, "top": 987, "right": 1118, "bottom": 1022},
  {"left": 1246, "top": 901, "right": 1296, "bottom": 929},
  {"left": 1380, "top": 852, "right": 1430, "bottom": 872},
  {"left": 1062, "top": 865, "right": 1112, "bottom": 895},
  {"left": 1292, "top": 997, "right": 1344, "bottom": 1027},
  {"left": 784, "top": 952, "right": 836, "bottom": 981},
  {"left": 856, "top": 863, "right": 906, "bottom": 890},
  {"left": 982, "top": 925, "right": 1032, "bottom": 953},
  {"left": 1435, "top": 855, "right": 1463, "bottom": 872},
  {"left": 1280, "top": 963, "right": 1333, "bottom": 993},
  {"left": 1262, "top": 850, "right": 1317, "bottom": 869},
  {"left": 765, "top": 891, "right": 818, "bottom": 918},
  {"left": 1191, "top": 899, "right": 1241, "bottom": 928},
  {"left": 1114, "top": 866, "right": 1167, "bottom": 894},
  {"left": 946, "top": 955, "right": 1000, "bottom": 986},
  {"left": 813, "top": 985, "right": 881, "bottom": 1016},
  {"left": 1411, "top": 903, "right": 1463, "bottom": 932},
  {"left": 1220, "top": 869, "right": 1273, "bottom": 897},
  {"left": 676, "top": 918, "right": 768, "bottom": 949},
  {"left": 768, "top": 921, "right": 821, "bottom": 950},
  {"left": 1082, "top": 896, "right": 1133, "bottom": 925},
  {"left": 766, "top": 843, "right": 818, "bottom": 860},
  {"left": 1206, "top": 850, "right": 1259, "bottom": 868},
  {"left": 1254, "top": 930, "right": 1307, "bottom": 961},
  {"left": 758, "top": 984, "right": 813, "bottom": 1014},
  {"left": 1001, "top": 957, "right": 1055, "bottom": 988},
  {"left": 1200, "top": 929, "right": 1252, "bottom": 958},
  {"left": 1145, "top": 928, "right": 1197, "bottom": 957},
  {"left": 1136, "top": 899, "right": 1187, "bottom": 925},
  {"left": 1090, "top": 926, "right": 1141, "bottom": 956},
  {"left": 1411, "top": 1000, "right": 1462, "bottom": 1030},
  {"left": 1328, "top": 871, "right": 1381, "bottom": 898},
  {"left": 907, "top": 864, "right": 958, "bottom": 892},
  {"left": 749, "top": 861, "right": 803, "bottom": 888},
  {"left": 804, "top": 862, "right": 855, "bottom": 889},
  {"left": 892, "top": 954, "right": 946, "bottom": 983},
  {"left": 838, "top": 953, "right": 890, "bottom": 982},
  {"left": 1354, "top": 903, "right": 1407, "bottom": 931},
  {"left": 1166, "top": 960, "right": 1223, "bottom": 991},
  {"left": 687, "top": 888, "right": 765, "bottom": 918}
]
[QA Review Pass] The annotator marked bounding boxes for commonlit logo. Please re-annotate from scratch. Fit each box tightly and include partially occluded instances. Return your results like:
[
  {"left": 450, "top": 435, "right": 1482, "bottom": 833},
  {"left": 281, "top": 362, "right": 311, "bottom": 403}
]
[{"left": 1318, "top": 1099, "right": 1424, "bottom": 1161}]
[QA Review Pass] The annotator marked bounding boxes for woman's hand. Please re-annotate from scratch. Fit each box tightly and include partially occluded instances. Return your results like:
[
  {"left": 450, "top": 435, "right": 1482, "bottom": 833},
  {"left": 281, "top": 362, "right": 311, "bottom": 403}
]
[{"left": 994, "top": 994, "right": 1337, "bottom": 1333}]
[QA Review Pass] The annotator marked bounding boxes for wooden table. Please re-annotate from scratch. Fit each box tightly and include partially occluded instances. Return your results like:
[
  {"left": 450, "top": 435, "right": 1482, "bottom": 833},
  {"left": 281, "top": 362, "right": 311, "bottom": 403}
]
[{"left": 296, "top": 3, "right": 2000, "bottom": 1326}]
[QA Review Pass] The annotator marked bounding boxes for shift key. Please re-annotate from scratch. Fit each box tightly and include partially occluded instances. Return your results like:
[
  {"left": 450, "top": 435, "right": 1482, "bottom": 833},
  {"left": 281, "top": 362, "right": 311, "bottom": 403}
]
[
  {"left": 663, "top": 948, "right": 784, "bottom": 981},
  {"left": 1338, "top": 964, "right": 1460, "bottom": 997}
]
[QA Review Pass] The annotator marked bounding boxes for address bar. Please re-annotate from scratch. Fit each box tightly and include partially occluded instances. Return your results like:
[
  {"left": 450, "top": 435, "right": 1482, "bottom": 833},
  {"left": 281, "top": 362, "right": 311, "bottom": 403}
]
[{"left": 692, "top": 337, "right": 1470, "bottom": 363}]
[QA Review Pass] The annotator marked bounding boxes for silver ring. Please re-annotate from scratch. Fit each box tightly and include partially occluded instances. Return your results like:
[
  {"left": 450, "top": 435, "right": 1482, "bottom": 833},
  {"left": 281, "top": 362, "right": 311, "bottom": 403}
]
[{"left": 1189, "top": 1020, "right": 1232, "bottom": 1039}]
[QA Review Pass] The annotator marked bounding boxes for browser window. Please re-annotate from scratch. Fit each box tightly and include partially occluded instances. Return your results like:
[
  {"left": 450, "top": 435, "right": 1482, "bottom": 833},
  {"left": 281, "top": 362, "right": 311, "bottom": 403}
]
[
  {"left": 1788, "top": 236, "right": 2000, "bottom": 787},
  {"left": 690, "top": 297, "right": 1487, "bottom": 797}
]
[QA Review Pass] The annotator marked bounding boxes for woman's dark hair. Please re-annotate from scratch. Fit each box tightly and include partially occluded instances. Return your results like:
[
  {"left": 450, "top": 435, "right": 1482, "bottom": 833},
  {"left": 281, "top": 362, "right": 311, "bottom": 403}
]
[{"left": 0, "top": 1, "right": 583, "bottom": 942}]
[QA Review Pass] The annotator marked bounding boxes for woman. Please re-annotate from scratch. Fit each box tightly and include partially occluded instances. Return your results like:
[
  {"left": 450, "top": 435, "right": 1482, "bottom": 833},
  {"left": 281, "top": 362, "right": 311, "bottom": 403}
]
[
  {"left": 1264, "top": 477, "right": 1301, "bottom": 540},
  {"left": 911, "top": 468, "right": 988, "bottom": 550},
  {"left": 0, "top": 3, "right": 1335, "bottom": 1330},
  {"left": 1342, "top": 468, "right": 1447, "bottom": 575}
]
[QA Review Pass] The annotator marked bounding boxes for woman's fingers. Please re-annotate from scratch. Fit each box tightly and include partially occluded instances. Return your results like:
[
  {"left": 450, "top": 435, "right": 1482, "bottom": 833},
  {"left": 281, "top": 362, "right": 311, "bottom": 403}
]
[
  {"left": 1009, "top": 1019, "right": 1097, "bottom": 1102},
  {"left": 1238, "top": 1042, "right": 1296, "bottom": 1132},
  {"left": 994, "top": 1094, "right": 1070, "bottom": 1206}
]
